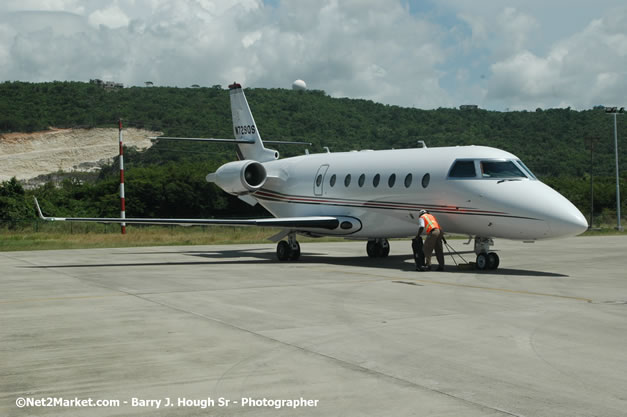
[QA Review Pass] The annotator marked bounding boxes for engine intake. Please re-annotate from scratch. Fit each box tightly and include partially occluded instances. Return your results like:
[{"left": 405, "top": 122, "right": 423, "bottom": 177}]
[{"left": 206, "top": 160, "right": 267, "bottom": 195}]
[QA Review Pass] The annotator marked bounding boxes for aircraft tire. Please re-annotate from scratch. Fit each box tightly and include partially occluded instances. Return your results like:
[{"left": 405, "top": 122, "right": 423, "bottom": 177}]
[
  {"left": 277, "top": 241, "right": 290, "bottom": 261},
  {"left": 380, "top": 239, "right": 390, "bottom": 257},
  {"left": 366, "top": 241, "right": 377, "bottom": 258},
  {"left": 487, "top": 252, "right": 499, "bottom": 270},
  {"left": 289, "top": 242, "right": 301, "bottom": 261},
  {"left": 475, "top": 253, "right": 488, "bottom": 270}
]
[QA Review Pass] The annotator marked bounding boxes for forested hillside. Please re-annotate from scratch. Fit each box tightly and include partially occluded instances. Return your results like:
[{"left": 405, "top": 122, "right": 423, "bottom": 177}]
[{"left": 0, "top": 81, "right": 625, "bottom": 226}]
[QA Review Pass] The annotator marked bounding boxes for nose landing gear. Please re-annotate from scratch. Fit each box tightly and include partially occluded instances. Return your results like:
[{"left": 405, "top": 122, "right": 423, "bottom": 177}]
[
  {"left": 474, "top": 237, "right": 499, "bottom": 270},
  {"left": 276, "top": 232, "right": 301, "bottom": 261},
  {"left": 366, "top": 238, "right": 390, "bottom": 258}
]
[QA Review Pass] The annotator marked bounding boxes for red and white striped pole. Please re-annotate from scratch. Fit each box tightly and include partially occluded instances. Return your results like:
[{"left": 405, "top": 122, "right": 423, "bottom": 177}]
[{"left": 118, "top": 119, "right": 126, "bottom": 235}]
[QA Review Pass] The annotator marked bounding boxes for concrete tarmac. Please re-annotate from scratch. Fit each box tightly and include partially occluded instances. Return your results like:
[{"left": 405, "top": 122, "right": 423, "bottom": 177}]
[{"left": 1, "top": 236, "right": 626, "bottom": 416}]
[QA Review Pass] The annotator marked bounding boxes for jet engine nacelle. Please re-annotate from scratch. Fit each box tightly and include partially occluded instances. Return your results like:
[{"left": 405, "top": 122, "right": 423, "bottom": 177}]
[{"left": 206, "top": 160, "right": 267, "bottom": 195}]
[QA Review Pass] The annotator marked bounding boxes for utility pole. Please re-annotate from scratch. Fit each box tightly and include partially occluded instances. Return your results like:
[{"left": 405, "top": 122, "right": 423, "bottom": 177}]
[
  {"left": 118, "top": 118, "right": 126, "bottom": 235},
  {"left": 605, "top": 107, "right": 624, "bottom": 231},
  {"left": 586, "top": 136, "right": 599, "bottom": 229}
]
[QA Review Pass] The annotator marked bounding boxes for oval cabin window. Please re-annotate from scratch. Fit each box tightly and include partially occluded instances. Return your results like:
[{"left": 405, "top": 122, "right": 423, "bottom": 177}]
[
  {"left": 422, "top": 173, "right": 430, "bottom": 188},
  {"left": 373, "top": 174, "right": 380, "bottom": 187},
  {"left": 404, "top": 173, "right": 412, "bottom": 188},
  {"left": 388, "top": 174, "right": 396, "bottom": 188}
]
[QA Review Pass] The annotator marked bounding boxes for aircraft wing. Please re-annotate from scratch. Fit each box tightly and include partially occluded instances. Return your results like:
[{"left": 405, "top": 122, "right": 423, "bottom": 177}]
[{"left": 34, "top": 198, "right": 361, "bottom": 233}]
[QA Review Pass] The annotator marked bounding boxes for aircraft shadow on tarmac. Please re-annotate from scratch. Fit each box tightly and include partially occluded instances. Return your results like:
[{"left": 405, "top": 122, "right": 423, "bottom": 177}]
[{"left": 27, "top": 248, "right": 568, "bottom": 278}]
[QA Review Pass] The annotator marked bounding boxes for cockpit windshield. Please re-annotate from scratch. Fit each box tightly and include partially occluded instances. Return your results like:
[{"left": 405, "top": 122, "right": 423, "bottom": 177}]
[
  {"left": 479, "top": 161, "right": 526, "bottom": 178},
  {"left": 448, "top": 159, "right": 535, "bottom": 180},
  {"left": 449, "top": 160, "right": 476, "bottom": 178}
]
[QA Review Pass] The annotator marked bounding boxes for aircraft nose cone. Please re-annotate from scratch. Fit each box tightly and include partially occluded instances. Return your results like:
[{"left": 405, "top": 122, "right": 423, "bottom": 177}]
[{"left": 548, "top": 204, "right": 588, "bottom": 238}]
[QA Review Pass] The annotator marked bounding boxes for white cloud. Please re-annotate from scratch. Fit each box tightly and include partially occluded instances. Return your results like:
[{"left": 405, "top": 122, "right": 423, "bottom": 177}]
[
  {"left": 496, "top": 8, "right": 538, "bottom": 54},
  {"left": 489, "top": 51, "right": 562, "bottom": 102},
  {"left": 241, "top": 31, "right": 262, "bottom": 48},
  {"left": 88, "top": 5, "right": 130, "bottom": 29},
  {"left": 247, "top": 0, "right": 450, "bottom": 107},
  {"left": 0, "top": 0, "right": 626, "bottom": 110},
  {"left": 0, "top": 0, "right": 85, "bottom": 13},
  {"left": 0, "top": 24, "right": 16, "bottom": 74},
  {"left": 0, "top": 0, "right": 453, "bottom": 108},
  {"left": 487, "top": 7, "right": 627, "bottom": 109},
  {"left": 457, "top": 7, "right": 537, "bottom": 59}
]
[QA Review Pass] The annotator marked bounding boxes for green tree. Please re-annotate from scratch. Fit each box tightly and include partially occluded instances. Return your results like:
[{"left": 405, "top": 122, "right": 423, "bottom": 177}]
[{"left": 0, "top": 177, "right": 34, "bottom": 227}]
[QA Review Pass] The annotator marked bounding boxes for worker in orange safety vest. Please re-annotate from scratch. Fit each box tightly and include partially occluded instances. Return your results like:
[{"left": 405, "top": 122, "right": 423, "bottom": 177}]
[{"left": 417, "top": 210, "right": 444, "bottom": 271}]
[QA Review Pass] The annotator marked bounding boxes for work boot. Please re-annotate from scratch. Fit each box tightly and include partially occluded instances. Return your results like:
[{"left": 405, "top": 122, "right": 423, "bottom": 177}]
[{"left": 436, "top": 265, "right": 444, "bottom": 271}]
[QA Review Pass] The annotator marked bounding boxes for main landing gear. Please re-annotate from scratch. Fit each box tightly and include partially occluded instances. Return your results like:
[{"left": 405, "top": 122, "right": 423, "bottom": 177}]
[
  {"left": 366, "top": 238, "right": 390, "bottom": 258},
  {"left": 474, "top": 237, "right": 499, "bottom": 271},
  {"left": 276, "top": 233, "right": 301, "bottom": 261}
]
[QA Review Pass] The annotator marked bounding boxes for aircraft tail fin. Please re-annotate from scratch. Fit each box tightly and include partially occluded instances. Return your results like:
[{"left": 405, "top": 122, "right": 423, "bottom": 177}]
[{"left": 229, "top": 82, "right": 278, "bottom": 162}]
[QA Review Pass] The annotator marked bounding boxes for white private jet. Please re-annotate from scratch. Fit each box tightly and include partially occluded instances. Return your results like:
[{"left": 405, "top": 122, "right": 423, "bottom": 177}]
[{"left": 35, "top": 82, "right": 588, "bottom": 270}]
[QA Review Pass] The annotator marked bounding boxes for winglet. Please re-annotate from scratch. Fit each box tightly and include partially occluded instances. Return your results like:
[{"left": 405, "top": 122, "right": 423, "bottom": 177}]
[{"left": 33, "top": 196, "right": 45, "bottom": 219}]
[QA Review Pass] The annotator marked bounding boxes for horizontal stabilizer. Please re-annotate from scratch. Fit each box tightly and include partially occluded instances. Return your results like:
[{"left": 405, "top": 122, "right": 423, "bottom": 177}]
[
  {"left": 150, "top": 136, "right": 311, "bottom": 145},
  {"left": 150, "top": 136, "right": 255, "bottom": 144}
]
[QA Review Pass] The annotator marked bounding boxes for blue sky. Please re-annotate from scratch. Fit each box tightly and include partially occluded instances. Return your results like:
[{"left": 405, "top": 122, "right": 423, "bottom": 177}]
[{"left": 1, "top": 0, "right": 626, "bottom": 110}]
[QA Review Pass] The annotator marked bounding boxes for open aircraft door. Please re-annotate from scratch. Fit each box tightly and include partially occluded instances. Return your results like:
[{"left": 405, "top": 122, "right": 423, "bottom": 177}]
[{"left": 313, "top": 164, "right": 329, "bottom": 196}]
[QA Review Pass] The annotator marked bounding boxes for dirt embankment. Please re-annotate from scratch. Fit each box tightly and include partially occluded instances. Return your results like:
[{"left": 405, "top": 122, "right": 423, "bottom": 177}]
[{"left": 0, "top": 128, "right": 161, "bottom": 184}]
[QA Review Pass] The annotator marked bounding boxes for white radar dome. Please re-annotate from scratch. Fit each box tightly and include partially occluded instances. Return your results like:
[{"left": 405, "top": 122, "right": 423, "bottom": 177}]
[{"left": 292, "top": 79, "right": 307, "bottom": 90}]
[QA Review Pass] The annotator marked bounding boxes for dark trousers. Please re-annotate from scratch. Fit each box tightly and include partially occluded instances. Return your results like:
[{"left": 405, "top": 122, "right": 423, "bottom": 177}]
[{"left": 412, "top": 236, "right": 424, "bottom": 267}]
